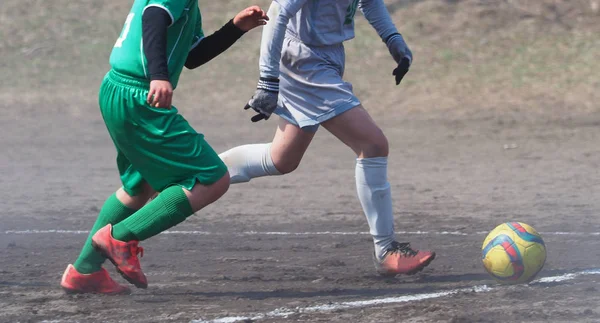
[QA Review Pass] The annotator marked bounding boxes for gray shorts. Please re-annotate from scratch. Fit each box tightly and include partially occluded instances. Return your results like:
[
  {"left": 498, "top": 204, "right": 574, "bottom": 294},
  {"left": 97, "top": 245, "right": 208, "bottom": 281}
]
[{"left": 275, "top": 36, "right": 361, "bottom": 132}]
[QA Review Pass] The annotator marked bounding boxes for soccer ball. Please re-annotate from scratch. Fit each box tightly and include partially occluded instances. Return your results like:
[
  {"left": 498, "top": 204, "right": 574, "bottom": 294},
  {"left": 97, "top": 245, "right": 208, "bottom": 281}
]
[{"left": 481, "top": 222, "right": 547, "bottom": 284}]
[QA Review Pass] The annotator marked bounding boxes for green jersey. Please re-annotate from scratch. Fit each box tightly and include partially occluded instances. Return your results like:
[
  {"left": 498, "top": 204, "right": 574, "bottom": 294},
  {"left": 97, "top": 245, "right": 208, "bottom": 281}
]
[{"left": 109, "top": 0, "right": 204, "bottom": 89}]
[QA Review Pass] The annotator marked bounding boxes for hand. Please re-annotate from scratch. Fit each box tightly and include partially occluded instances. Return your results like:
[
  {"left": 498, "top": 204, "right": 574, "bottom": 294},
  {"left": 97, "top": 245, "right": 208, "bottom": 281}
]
[
  {"left": 245, "top": 89, "right": 278, "bottom": 122},
  {"left": 386, "top": 33, "right": 413, "bottom": 85},
  {"left": 233, "top": 6, "right": 269, "bottom": 32},
  {"left": 393, "top": 57, "right": 411, "bottom": 86},
  {"left": 244, "top": 77, "right": 279, "bottom": 122},
  {"left": 147, "top": 80, "right": 173, "bottom": 109}
]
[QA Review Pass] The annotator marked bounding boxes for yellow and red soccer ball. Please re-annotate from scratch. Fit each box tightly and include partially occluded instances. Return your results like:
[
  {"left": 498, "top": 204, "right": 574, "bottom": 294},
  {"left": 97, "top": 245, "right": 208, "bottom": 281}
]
[{"left": 482, "top": 222, "right": 547, "bottom": 284}]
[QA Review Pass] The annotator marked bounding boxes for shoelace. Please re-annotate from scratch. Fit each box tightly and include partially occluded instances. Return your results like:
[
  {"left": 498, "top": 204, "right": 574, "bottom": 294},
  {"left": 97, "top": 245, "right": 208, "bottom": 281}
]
[
  {"left": 130, "top": 244, "right": 144, "bottom": 258},
  {"left": 386, "top": 242, "right": 418, "bottom": 257}
]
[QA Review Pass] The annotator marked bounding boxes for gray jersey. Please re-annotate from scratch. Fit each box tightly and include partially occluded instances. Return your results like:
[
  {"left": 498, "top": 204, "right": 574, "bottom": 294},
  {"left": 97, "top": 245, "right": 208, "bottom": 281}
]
[
  {"left": 277, "top": 0, "right": 358, "bottom": 46},
  {"left": 259, "top": 0, "right": 400, "bottom": 79}
]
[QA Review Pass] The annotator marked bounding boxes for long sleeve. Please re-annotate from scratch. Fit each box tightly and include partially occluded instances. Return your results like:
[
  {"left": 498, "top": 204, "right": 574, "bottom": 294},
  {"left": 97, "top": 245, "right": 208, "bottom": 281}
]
[
  {"left": 258, "top": 1, "right": 308, "bottom": 79},
  {"left": 142, "top": 7, "right": 171, "bottom": 80},
  {"left": 359, "top": 0, "right": 399, "bottom": 43},
  {"left": 185, "top": 19, "right": 245, "bottom": 69}
]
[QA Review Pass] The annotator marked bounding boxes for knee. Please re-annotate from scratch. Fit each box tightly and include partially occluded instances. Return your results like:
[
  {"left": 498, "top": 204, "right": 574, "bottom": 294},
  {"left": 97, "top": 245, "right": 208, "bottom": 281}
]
[
  {"left": 272, "top": 158, "right": 300, "bottom": 175},
  {"left": 116, "top": 182, "right": 156, "bottom": 210},
  {"left": 359, "top": 129, "right": 389, "bottom": 158},
  {"left": 138, "top": 182, "right": 158, "bottom": 201}
]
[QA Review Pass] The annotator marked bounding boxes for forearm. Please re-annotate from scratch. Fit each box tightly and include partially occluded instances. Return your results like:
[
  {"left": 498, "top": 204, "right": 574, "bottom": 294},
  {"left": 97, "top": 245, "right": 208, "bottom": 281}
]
[
  {"left": 185, "top": 20, "right": 246, "bottom": 69},
  {"left": 142, "top": 7, "right": 171, "bottom": 81},
  {"left": 258, "top": 2, "right": 293, "bottom": 80},
  {"left": 360, "top": 0, "right": 412, "bottom": 65},
  {"left": 359, "top": 0, "right": 399, "bottom": 43},
  {"left": 244, "top": 1, "right": 307, "bottom": 123}
]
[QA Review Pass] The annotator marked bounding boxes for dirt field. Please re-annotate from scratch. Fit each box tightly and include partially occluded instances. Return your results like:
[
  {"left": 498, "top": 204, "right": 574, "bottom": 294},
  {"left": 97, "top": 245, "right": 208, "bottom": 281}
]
[{"left": 2, "top": 0, "right": 600, "bottom": 322}]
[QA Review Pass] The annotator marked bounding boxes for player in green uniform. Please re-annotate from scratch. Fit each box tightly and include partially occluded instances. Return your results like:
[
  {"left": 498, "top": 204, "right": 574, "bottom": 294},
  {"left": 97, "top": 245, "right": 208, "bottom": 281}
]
[{"left": 60, "top": 0, "right": 268, "bottom": 295}]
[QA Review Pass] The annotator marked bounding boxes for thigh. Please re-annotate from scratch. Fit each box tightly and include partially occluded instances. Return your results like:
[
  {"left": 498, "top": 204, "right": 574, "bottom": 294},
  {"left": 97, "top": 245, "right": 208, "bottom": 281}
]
[
  {"left": 115, "top": 149, "right": 148, "bottom": 197},
  {"left": 270, "top": 117, "right": 317, "bottom": 167},
  {"left": 102, "top": 79, "right": 227, "bottom": 193},
  {"left": 322, "top": 105, "right": 389, "bottom": 158},
  {"left": 100, "top": 79, "right": 150, "bottom": 197},
  {"left": 126, "top": 107, "right": 227, "bottom": 192}
]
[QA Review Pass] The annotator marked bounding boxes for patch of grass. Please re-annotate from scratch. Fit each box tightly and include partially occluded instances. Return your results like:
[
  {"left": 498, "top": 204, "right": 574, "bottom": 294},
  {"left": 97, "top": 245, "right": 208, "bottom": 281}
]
[{"left": 2, "top": 0, "right": 599, "bottom": 119}]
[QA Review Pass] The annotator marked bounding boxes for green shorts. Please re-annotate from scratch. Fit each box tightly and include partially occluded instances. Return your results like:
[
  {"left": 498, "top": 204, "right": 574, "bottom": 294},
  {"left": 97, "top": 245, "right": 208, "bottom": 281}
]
[{"left": 98, "top": 70, "right": 227, "bottom": 196}]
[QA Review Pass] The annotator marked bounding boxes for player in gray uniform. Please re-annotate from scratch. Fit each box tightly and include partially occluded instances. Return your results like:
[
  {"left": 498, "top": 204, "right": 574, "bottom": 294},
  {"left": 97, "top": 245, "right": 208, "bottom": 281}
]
[{"left": 219, "top": 0, "right": 435, "bottom": 276}]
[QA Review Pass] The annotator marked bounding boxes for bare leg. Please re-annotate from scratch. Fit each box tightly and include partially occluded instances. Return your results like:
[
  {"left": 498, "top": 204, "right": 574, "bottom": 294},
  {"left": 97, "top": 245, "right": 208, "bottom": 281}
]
[
  {"left": 322, "top": 105, "right": 388, "bottom": 158},
  {"left": 116, "top": 181, "right": 157, "bottom": 210},
  {"left": 184, "top": 172, "right": 231, "bottom": 212},
  {"left": 323, "top": 106, "right": 394, "bottom": 259},
  {"left": 219, "top": 118, "right": 316, "bottom": 183},
  {"left": 270, "top": 118, "right": 317, "bottom": 174}
]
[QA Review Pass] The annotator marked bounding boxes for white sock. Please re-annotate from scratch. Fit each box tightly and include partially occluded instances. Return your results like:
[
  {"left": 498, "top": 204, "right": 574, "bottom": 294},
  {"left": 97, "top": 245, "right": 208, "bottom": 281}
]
[
  {"left": 219, "top": 143, "right": 282, "bottom": 184},
  {"left": 355, "top": 157, "right": 395, "bottom": 260}
]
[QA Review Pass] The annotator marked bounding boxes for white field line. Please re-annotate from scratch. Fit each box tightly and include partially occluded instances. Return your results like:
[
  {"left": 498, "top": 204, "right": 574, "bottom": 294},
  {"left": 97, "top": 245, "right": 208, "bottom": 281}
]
[
  {"left": 191, "top": 269, "right": 600, "bottom": 323},
  {"left": 3, "top": 229, "right": 600, "bottom": 237}
]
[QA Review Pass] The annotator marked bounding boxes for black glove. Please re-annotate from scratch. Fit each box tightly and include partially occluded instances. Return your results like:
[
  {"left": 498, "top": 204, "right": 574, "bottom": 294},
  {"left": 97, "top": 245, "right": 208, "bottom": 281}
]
[
  {"left": 386, "top": 33, "right": 413, "bottom": 85},
  {"left": 244, "top": 77, "right": 279, "bottom": 122},
  {"left": 393, "top": 57, "right": 411, "bottom": 86}
]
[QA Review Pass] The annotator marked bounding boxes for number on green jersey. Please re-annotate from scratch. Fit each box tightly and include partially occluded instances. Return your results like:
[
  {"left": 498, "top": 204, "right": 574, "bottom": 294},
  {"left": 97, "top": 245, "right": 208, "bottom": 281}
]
[{"left": 114, "top": 13, "right": 135, "bottom": 48}]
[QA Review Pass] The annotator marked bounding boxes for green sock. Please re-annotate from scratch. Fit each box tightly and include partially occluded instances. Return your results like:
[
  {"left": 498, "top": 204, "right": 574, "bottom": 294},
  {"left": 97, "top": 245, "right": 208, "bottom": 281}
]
[
  {"left": 73, "top": 193, "right": 136, "bottom": 274},
  {"left": 112, "top": 186, "right": 193, "bottom": 242}
]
